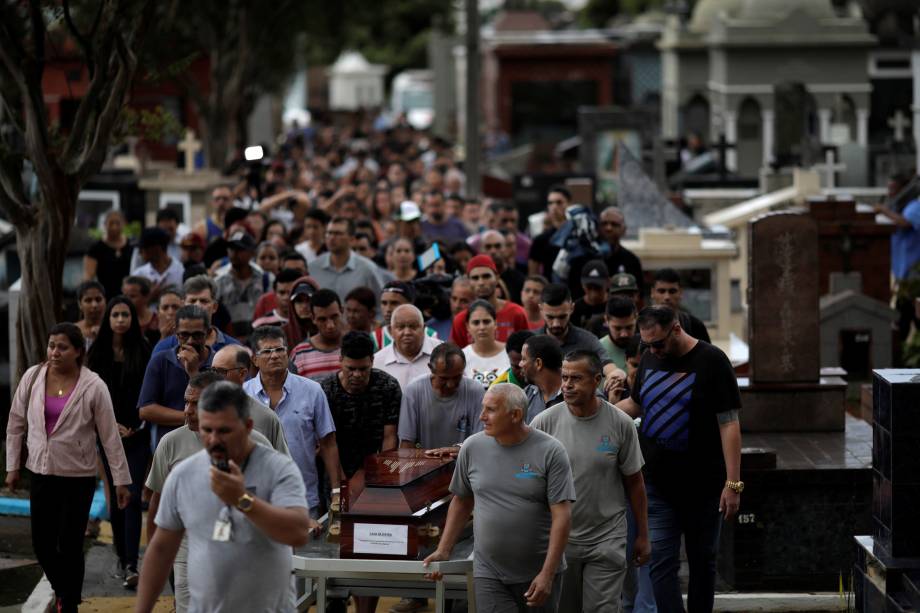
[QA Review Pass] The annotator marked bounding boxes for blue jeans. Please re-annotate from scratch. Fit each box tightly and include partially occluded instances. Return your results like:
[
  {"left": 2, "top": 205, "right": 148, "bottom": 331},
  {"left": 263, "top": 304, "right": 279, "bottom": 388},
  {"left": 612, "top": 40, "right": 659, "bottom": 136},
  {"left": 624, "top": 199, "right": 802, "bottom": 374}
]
[
  {"left": 624, "top": 505, "right": 658, "bottom": 613},
  {"left": 646, "top": 485, "right": 722, "bottom": 613}
]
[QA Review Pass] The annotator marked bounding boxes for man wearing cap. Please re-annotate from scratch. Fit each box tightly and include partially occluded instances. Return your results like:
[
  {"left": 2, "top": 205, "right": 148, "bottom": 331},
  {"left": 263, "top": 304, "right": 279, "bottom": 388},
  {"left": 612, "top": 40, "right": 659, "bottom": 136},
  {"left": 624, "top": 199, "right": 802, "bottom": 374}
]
[
  {"left": 130, "top": 208, "right": 183, "bottom": 273},
  {"left": 179, "top": 233, "right": 206, "bottom": 269},
  {"left": 389, "top": 201, "right": 428, "bottom": 256},
  {"left": 310, "top": 216, "right": 384, "bottom": 300},
  {"left": 215, "top": 230, "right": 263, "bottom": 340},
  {"left": 420, "top": 189, "right": 469, "bottom": 245},
  {"left": 374, "top": 304, "right": 443, "bottom": 391},
  {"left": 449, "top": 254, "right": 530, "bottom": 347},
  {"left": 572, "top": 259, "right": 610, "bottom": 329},
  {"left": 133, "top": 227, "right": 186, "bottom": 293},
  {"left": 374, "top": 280, "right": 439, "bottom": 350},
  {"left": 599, "top": 206, "right": 644, "bottom": 295}
]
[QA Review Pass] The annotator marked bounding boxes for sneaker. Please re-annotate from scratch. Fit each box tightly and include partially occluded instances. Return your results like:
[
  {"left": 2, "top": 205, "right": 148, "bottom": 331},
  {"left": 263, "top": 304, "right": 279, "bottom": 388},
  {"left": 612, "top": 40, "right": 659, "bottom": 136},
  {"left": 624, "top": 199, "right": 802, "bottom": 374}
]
[
  {"left": 111, "top": 562, "right": 126, "bottom": 580},
  {"left": 122, "top": 567, "right": 139, "bottom": 589},
  {"left": 389, "top": 597, "right": 427, "bottom": 612}
]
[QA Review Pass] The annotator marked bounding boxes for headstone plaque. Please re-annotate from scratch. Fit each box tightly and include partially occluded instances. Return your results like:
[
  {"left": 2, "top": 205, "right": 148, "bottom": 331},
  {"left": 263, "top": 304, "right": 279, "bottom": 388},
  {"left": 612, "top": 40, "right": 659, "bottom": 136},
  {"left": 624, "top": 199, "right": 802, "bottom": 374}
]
[
  {"left": 748, "top": 212, "right": 821, "bottom": 383},
  {"left": 338, "top": 449, "right": 455, "bottom": 560}
]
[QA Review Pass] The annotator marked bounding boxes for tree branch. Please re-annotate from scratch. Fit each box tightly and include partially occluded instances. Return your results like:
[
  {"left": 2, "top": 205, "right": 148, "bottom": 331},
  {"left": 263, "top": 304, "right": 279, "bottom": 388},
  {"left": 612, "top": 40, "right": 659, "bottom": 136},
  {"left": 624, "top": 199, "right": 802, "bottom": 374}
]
[
  {"left": 0, "top": 160, "right": 34, "bottom": 229},
  {"left": 76, "top": 33, "right": 136, "bottom": 182},
  {"left": 62, "top": 0, "right": 96, "bottom": 78}
]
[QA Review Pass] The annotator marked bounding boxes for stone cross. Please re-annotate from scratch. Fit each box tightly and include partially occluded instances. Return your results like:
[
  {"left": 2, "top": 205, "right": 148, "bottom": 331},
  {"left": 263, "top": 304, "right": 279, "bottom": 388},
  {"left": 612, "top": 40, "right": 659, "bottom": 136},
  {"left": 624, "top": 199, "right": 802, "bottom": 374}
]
[
  {"left": 813, "top": 149, "right": 846, "bottom": 189},
  {"left": 887, "top": 110, "right": 911, "bottom": 143},
  {"left": 177, "top": 129, "right": 202, "bottom": 174}
]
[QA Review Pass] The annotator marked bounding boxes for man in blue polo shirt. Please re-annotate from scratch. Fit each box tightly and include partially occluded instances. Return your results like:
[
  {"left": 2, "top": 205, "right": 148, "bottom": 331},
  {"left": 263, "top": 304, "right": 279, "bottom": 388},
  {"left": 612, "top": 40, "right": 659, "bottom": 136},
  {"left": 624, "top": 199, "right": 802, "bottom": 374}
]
[
  {"left": 152, "top": 275, "right": 241, "bottom": 355},
  {"left": 139, "top": 305, "right": 215, "bottom": 450}
]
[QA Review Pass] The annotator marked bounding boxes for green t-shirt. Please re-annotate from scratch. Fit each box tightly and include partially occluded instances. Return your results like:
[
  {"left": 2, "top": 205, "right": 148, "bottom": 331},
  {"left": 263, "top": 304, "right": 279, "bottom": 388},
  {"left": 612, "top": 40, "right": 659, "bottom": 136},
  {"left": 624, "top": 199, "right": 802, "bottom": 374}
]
[{"left": 600, "top": 335, "right": 628, "bottom": 370}]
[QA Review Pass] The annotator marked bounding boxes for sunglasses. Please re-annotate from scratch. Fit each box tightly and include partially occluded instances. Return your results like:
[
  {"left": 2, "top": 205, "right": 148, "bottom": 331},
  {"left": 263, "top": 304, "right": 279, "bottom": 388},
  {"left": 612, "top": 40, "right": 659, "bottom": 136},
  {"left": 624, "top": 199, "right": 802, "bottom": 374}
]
[{"left": 639, "top": 326, "right": 675, "bottom": 351}]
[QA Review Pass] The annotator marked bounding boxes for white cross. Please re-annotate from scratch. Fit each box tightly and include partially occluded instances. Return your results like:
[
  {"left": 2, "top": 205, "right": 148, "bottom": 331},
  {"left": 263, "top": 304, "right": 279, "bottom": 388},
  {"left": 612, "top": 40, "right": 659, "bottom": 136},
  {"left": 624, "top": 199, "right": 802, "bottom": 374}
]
[
  {"left": 177, "top": 129, "right": 202, "bottom": 174},
  {"left": 888, "top": 110, "right": 912, "bottom": 142},
  {"left": 813, "top": 149, "right": 847, "bottom": 189}
]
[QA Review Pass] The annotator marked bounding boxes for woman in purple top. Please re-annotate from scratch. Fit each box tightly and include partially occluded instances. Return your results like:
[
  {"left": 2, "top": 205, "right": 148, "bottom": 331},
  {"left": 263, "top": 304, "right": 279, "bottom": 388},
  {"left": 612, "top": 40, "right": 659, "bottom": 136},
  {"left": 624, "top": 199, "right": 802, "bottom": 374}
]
[
  {"left": 87, "top": 297, "right": 152, "bottom": 589},
  {"left": 5, "top": 323, "right": 131, "bottom": 613}
]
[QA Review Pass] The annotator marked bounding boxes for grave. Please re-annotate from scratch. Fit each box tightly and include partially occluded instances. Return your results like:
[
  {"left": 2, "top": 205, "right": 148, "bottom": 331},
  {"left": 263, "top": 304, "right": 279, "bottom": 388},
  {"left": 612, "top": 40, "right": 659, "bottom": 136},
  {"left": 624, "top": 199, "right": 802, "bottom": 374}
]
[
  {"left": 853, "top": 370, "right": 920, "bottom": 612},
  {"left": 716, "top": 209, "right": 874, "bottom": 591},
  {"left": 819, "top": 274, "right": 897, "bottom": 379},
  {"left": 137, "top": 128, "right": 224, "bottom": 228},
  {"left": 740, "top": 210, "right": 848, "bottom": 432},
  {"left": 806, "top": 195, "right": 895, "bottom": 306}
]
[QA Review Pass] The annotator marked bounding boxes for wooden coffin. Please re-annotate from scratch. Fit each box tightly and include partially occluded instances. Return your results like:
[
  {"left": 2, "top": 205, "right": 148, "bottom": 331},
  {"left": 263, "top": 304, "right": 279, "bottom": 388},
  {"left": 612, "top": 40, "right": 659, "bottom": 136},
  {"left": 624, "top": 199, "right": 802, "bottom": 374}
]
[{"left": 338, "top": 449, "right": 455, "bottom": 560}]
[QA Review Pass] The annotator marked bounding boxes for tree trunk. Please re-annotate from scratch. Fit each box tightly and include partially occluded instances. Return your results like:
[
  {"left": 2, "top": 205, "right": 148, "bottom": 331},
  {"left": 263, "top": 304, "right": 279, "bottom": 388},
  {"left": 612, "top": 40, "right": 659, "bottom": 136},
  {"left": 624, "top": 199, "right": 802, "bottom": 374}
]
[{"left": 15, "top": 174, "right": 76, "bottom": 378}]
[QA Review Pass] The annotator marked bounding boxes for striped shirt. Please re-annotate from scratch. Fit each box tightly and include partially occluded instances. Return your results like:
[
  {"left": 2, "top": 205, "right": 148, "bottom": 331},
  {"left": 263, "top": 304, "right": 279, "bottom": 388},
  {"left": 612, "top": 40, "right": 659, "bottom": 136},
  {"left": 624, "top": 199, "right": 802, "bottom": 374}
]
[{"left": 290, "top": 340, "right": 341, "bottom": 381}]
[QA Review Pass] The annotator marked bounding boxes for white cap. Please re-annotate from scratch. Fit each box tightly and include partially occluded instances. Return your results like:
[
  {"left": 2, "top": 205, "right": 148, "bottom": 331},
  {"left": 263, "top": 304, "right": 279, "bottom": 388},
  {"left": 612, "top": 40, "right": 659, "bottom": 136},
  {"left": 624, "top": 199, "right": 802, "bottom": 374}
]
[{"left": 397, "top": 200, "right": 422, "bottom": 222}]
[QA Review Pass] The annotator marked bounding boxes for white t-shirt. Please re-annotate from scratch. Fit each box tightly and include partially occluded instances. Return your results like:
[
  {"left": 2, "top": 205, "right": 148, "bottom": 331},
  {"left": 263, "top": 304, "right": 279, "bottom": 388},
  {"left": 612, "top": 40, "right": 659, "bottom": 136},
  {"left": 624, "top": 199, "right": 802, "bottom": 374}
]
[{"left": 463, "top": 345, "right": 511, "bottom": 390}]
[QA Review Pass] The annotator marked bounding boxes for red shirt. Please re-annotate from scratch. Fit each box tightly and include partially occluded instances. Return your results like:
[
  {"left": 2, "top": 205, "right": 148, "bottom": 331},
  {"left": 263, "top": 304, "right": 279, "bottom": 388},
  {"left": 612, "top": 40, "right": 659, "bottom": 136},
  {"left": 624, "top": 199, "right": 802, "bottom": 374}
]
[{"left": 449, "top": 301, "right": 530, "bottom": 347}]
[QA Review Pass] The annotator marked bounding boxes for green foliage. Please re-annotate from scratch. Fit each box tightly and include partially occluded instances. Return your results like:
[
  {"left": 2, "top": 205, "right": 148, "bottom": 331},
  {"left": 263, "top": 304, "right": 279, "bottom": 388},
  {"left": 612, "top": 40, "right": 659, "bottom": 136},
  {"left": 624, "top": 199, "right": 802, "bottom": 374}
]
[
  {"left": 115, "top": 106, "right": 182, "bottom": 144},
  {"left": 302, "top": 0, "right": 455, "bottom": 76},
  {"left": 578, "top": 0, "right": 667, "bottom": 26}
]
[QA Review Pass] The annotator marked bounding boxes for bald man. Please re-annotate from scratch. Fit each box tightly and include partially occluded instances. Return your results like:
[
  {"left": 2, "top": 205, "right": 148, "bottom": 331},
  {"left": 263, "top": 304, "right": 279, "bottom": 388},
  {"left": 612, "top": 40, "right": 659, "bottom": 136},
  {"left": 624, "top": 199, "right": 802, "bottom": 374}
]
[
  {"left": 211, "top": 346, "right": 290, "bottom": 455},
  {"left": 373, "top": 304, "right": 443, "bottom": 391}
]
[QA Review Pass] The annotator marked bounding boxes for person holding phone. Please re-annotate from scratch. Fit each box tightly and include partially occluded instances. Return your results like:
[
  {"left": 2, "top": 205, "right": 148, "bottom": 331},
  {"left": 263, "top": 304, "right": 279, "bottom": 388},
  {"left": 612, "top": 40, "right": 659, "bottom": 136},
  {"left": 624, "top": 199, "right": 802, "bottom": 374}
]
[
  {"left": 5, "top": 323, "right": 132, "bottom": 613},
  {"left": 136, "top": 382, "right": 314, "bottom": 613}
]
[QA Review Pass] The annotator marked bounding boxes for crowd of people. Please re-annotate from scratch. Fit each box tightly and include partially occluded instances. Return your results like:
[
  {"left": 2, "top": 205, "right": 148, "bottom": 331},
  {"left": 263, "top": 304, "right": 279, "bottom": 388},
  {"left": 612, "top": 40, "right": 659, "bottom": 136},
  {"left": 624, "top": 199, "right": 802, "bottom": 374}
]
[{"left": 3, "top": 118, "right": 742, "bottom": 613}]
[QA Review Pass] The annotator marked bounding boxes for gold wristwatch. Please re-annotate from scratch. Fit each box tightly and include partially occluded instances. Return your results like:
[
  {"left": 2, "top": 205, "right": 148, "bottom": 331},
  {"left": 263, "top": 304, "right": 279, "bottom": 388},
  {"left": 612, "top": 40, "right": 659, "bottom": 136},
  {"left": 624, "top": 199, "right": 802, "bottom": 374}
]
[
  {"left": 236, "top": 492, "right": 255, "bottom": 513},
  {"left": 725, "top": 480, "right": 744, "bottom": 494}
]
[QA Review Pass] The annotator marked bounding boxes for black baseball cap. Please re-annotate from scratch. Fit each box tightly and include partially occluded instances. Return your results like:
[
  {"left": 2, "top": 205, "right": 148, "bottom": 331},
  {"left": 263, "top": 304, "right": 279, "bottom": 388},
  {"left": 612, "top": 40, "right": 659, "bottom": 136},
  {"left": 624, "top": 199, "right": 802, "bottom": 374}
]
[
  {"left": 581, "top": 260, "right": 610, "bottom": 287},
  {"left": 227, "top": 230, "right": 257, "bottom": 251},
  {"left": 382, "top": 280, "right": 417, "bottom": 303}
]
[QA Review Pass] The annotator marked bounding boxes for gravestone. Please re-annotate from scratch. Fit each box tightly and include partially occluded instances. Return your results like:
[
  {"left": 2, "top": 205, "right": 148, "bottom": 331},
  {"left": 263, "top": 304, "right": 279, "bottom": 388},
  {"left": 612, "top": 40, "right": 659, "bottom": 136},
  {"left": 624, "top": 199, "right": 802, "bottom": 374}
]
[
  {"left": 740, "top": 210, "right": 847, "bottom": 431},
  {"left": 853, "top": 370, "right": 920, "bottom": 612},
  {"left": 748, "top": 211, "right": 820, "bottom": 383}
]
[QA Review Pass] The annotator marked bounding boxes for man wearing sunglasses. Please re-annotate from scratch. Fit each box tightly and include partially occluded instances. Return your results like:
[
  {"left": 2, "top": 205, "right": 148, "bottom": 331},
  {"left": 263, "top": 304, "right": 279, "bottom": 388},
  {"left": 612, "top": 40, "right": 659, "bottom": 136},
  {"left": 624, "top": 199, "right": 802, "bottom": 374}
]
[
  {"left": 139, "top": 306, "right": 217, "bottom": 450},
  {"left": 614, "top": 305, "right": 741, "bottom": 613}
]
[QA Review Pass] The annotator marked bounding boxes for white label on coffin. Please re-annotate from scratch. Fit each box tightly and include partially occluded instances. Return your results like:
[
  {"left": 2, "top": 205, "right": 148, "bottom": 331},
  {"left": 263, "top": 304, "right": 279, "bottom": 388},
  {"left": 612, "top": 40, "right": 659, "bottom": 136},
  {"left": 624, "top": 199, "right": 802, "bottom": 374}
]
[{"left": 353, "top": 523, "right": 409, "bottom": 555}]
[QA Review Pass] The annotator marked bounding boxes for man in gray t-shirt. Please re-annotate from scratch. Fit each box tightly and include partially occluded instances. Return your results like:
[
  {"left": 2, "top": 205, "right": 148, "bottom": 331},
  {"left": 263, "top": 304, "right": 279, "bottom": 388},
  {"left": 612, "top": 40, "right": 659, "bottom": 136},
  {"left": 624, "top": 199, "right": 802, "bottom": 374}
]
[
  {"left": 424, "top": 383, "right": 575, "bottom": 613},
  {"left": 136, "top": 382, "right": 315, "bottom": 613},
  {"left": 531, "top": 351, "right": 649, "bottom": 613},
  {"left": 398, "top": 343, "right": 485, "bottom": 449}
]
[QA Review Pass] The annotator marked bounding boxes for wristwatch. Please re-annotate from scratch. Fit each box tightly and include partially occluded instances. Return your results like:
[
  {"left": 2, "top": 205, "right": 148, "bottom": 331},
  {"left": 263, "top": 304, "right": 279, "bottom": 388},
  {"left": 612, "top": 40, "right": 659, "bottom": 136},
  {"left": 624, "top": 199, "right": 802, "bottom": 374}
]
[
  {"left": 236, "top": 492, "right": 255, "bottom": 513},
  {"left": 725, "top": 480, "right": 745, "bottom": 494}
]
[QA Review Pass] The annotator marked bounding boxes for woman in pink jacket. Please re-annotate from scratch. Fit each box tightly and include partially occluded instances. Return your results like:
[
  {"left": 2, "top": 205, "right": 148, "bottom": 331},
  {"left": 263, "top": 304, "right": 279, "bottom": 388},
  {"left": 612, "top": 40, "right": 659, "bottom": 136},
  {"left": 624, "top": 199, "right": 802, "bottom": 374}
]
[{"left": 4, "top": 322, "right": 132, "bottom": 613}]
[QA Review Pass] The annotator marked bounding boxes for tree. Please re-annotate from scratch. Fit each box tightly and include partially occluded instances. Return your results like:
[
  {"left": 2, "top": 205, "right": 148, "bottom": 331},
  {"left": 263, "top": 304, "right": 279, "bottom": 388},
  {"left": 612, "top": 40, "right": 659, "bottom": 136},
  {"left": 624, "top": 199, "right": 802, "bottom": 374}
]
[
  {"left": 0, "top": 0, "right": 154, "bottom": 373},
  {"left": 145, "top": 1, "right": 312, "bottom": 169}
]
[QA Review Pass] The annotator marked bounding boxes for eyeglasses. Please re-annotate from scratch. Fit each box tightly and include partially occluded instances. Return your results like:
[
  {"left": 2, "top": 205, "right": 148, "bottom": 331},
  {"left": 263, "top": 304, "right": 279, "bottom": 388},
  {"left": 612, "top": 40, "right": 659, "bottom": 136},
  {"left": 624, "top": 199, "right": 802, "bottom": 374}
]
[
  {"left": 207, "top": 366, "right": 246, "bottom": 377},
  {"left": 639, "top": 326, "right": 675, "bottom": 351},
  {"left": 176, "top": 331, "right": 207, "bottom": 341},
  {"left": 256, "top": 346, "right": 287, "bottom": 357}
]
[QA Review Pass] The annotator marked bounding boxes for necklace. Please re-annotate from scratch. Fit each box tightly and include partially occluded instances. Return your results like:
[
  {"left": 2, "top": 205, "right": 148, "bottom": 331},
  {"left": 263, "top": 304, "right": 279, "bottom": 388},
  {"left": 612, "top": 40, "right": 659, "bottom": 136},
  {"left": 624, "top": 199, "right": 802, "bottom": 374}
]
[{"left": 57, "top": 388, "right": 64, "bottom": 397}]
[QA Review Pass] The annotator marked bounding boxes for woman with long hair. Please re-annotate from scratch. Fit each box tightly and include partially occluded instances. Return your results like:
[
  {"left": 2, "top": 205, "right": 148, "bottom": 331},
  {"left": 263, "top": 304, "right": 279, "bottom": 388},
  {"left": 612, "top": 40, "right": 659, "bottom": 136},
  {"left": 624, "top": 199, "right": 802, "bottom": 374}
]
[
  {"left": 83, "top": 209, "right": 133, "bottom": 300},
  {"left": 387, "top": 237, "right": 418, "bottom": 282},
  {"left": 86, "top": 297, "right": 152, "bottom": 588},
  {"left": 462, "top": 299, "right": 510, "bottom": 390},
  {"left": 75, "top": 281, "right": 106, "bottom": 347},
  {"left": 5, "top": 323, "right": 131, "bottom": 613}
]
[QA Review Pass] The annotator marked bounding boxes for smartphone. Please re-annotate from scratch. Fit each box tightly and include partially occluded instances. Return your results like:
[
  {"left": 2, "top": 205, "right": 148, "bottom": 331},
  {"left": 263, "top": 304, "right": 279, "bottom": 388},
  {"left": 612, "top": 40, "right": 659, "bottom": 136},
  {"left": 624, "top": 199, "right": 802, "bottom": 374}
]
[
  {"left": 417, "top": 243, "right": 441, "bottom": 273},
  {"left": 214, "top": 459, "right": 230, "bottom": 473}
]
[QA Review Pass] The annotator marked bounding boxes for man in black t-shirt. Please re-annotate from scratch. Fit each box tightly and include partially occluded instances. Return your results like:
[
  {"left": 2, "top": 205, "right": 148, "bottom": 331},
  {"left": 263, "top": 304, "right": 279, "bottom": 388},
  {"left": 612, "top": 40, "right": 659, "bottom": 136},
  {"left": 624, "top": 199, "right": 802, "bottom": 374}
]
[
  {"left": 615, "top": 305, "right": 741, "bottom": 613},
  {"left": 599, "top": 206, "right": 644, "bottom": 296},
  {"left": 650, "top": 268, "right": 711, "bottom": 344},
  {"left": 319, "top": 332, "right": 400, "bottom": 476},
  {"left": 527, "top": 185, "right": 569, "bottom": 277}
]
